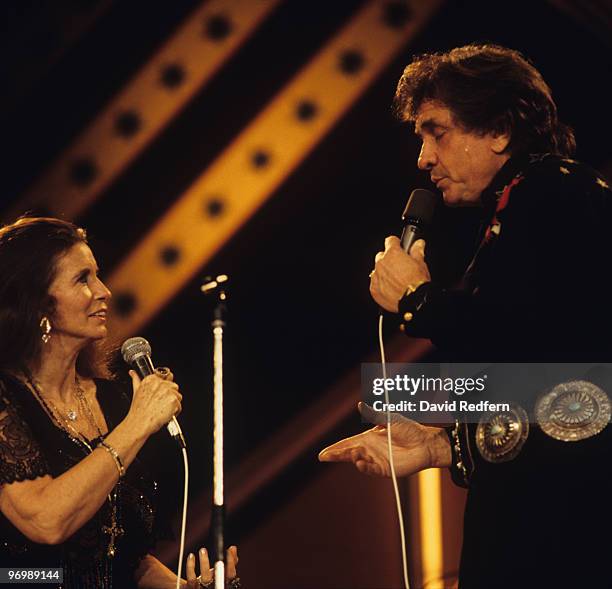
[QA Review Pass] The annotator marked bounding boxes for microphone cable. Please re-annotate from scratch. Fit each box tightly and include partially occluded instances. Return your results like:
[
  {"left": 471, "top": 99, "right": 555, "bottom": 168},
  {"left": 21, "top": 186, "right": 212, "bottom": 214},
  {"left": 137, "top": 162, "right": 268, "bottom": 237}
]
[
  {"left": 378, "top": 313, "right": 411, "bottom": 589},
  {"left": 175, "top": 446, "right": 189, "bottom": 589}
]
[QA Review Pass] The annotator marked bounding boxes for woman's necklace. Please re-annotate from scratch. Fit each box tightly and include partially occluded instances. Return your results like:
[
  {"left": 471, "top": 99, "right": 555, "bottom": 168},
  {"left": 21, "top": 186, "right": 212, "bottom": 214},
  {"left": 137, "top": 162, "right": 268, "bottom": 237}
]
[{"left": 24, "top": 370, "right": 123, "bottom": 559}]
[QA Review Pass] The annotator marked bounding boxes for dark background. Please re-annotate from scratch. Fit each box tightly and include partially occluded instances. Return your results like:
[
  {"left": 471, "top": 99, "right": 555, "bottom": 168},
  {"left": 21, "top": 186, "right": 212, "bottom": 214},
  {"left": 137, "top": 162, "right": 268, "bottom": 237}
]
[{"left": 1, "top": 0, "right": 610, "bottom": 574}]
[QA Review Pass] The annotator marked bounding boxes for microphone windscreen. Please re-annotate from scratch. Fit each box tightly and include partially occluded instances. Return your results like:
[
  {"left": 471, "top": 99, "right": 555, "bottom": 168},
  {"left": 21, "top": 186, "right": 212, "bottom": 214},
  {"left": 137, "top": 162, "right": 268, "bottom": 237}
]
[
  {"left": 121, "top": 336, "right": 152, "bottom": 364},
  {"left": 402, "top": 189, "right": 437, "bottom": 224}
]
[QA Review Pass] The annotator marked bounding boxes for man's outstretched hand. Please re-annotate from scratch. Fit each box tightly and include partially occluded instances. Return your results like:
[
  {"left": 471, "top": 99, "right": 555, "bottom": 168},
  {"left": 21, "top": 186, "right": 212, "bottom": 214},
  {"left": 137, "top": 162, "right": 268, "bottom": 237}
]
[{"left": 318, "top": 402, "right": 451, "bottom": 477}]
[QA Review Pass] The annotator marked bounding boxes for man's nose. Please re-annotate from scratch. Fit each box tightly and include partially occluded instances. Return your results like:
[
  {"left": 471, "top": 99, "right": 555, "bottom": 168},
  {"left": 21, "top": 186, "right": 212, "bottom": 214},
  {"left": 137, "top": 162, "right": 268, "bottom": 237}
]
[{"left": 417, "top": 141, "right": 437, "bottom": 170}]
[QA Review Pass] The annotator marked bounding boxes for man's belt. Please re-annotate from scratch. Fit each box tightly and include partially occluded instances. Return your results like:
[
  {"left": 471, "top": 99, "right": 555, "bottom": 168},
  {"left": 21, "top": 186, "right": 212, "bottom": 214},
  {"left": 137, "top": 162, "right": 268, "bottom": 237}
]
[{"left": 476, "top": 381, "right": 611, "bottom": 463}]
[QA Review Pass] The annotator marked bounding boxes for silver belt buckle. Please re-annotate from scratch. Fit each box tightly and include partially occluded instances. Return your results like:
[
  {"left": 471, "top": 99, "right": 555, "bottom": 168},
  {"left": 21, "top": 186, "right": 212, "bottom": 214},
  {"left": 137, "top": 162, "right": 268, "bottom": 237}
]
[
  {"left": 535, "top": 380, "right": 611, "bottom": 442},
  {"left": 476, "top": 404, "right": 529, "bottom": 463}
]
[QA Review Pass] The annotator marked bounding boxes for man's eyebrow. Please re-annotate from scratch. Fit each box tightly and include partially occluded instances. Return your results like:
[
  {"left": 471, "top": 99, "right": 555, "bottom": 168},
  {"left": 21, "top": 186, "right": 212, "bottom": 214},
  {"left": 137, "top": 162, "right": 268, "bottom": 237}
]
[
  {"left": 415, "top": 119, "right": 445, "bottom": 137},
  {"left": 74, "top": 268, "right": 90, "bottom": 279}
]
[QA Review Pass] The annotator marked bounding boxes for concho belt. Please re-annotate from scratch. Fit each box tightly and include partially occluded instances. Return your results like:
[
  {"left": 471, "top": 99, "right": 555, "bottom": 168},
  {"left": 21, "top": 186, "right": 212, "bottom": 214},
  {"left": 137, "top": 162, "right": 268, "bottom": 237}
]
[
  {"left": 476, "top": 405, "right": 529, "bottom": 463},
  {"left": 535, "top": 380, "right": 611, "bottom": 442}
]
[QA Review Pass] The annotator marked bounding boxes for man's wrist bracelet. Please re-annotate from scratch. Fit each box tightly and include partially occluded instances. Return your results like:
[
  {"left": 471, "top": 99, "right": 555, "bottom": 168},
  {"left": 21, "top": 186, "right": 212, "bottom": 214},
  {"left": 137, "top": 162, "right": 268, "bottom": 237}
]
[
  {"left": 451, "top": 420, "right": 469, "bottom": 485},
  {"left": 399, "top": 281, "right": 432, "bottom": 324}
]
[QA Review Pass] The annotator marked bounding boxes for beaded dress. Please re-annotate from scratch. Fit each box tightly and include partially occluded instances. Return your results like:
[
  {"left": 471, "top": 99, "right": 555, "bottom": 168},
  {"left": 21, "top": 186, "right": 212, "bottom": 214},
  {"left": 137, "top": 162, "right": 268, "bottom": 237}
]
[{"left": 0, "top": 372, "right": 162, "bottom": 588}]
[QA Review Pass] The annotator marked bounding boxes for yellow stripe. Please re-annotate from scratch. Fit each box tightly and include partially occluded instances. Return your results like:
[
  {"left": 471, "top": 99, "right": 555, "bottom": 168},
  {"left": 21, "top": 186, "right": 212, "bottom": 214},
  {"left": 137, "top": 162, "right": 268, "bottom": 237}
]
[
  {"left": 7, "top": 0, "right": 283, "bottom": 221},
  {"left": 107, "top": 0, "right": 444, "bottom": 341},
  {"left": 418, "top": 468, "right": 444, "bottom": 589}
]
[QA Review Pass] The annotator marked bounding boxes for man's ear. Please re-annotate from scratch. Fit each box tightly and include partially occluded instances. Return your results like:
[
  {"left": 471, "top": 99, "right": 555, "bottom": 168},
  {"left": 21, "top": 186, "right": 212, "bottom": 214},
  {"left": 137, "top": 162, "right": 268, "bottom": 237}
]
[{"left": 491, "top": 131, "right": 510, "bottom": 154}]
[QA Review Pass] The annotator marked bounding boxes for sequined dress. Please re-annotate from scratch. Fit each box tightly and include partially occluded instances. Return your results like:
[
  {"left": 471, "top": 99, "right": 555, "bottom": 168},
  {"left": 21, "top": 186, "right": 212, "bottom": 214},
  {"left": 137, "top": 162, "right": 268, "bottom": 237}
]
[{"left": 0, "top": 373, "right": 161, "bottom": 588}]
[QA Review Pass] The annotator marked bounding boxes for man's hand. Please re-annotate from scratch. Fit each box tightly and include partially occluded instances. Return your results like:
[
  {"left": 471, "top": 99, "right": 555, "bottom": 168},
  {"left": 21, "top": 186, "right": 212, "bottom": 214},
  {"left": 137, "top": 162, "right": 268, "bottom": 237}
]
[
  {"left": 318, "top": 403, "right": 451, "bottom": 477},
  {"left": 369, "top": 236, "right": 431, "bottom": 313}
]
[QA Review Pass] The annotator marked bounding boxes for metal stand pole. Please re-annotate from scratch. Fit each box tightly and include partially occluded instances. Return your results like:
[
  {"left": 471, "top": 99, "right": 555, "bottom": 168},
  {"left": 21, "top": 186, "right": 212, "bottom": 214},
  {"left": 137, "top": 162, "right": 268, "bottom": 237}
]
[{"left": 201, "top": 275, "right": 229, "bottom": 589}]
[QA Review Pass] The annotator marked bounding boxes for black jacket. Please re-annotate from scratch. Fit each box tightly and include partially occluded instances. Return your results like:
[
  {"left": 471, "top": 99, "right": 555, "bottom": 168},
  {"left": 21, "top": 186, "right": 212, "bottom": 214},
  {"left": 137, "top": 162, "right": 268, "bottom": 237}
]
[{"left": 400, "top": 154, "right": 612, "bottom": 588}]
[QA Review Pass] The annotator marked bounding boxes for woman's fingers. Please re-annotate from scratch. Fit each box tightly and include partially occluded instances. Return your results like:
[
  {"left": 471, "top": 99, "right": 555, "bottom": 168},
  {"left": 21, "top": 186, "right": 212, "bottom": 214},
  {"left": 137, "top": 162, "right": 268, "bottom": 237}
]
[
  {"left": 198, "top": 548, "right": 212, "bottom": 584},
  {"left": 226, "top": 546, "right": 238, "bottom": 579},
  {"left": 185, "top": 552, "right": 197, "bottom": 582},
  {"left": 187, "top": 546, "right": 238, "bottom": 583},
  {"left": 154, "top": 366, "right": 174, "bottom": 381},
  {"left": 129, "top": 370, "right": 142, "bottom": 391}
]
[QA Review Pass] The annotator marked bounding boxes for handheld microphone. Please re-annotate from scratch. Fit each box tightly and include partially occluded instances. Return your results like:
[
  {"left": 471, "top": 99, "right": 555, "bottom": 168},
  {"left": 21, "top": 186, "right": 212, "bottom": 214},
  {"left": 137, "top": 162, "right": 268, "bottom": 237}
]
[
  {"left": 121, "top": 336, "right": 186, "bottom": 448},
  {"left": 400, "top": 189, "right": 437, "bottom": 253}
]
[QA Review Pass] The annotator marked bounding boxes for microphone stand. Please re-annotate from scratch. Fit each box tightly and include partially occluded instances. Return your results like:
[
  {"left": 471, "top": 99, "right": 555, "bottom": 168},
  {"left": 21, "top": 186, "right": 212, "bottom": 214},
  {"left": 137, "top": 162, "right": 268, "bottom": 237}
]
[{"left": 201, "top": 275, "right": 229, "bottom": 589}]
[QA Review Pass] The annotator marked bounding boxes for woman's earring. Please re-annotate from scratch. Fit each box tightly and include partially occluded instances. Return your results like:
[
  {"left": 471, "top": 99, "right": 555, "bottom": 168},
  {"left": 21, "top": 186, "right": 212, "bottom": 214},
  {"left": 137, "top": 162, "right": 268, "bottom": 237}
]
[{"left": 40, "top": 316, "right": 52, "bottom": 344}]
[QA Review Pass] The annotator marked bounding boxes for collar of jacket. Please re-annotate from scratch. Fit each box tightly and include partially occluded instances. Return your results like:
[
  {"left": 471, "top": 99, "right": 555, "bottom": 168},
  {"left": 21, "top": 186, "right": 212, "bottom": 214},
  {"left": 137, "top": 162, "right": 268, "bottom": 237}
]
[{"left": 479, "top": 152, "right": 536, "bottom": 212}]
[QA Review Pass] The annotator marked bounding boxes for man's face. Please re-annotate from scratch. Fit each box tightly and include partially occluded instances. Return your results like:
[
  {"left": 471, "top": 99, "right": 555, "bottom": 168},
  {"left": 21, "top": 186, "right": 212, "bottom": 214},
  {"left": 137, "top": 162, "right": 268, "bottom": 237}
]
[{"left": 414, "top": 101, "right": 510, "bottom": 206}]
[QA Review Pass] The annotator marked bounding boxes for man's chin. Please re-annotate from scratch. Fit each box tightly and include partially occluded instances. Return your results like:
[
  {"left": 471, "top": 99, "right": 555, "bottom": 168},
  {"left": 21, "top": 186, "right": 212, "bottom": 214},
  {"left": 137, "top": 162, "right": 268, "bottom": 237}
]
[
  {"left": 441, "top": 189, "right": 463, "bottom": 207},
  {"left": 441, "top": 188, "right": 479, "bottom": 207}
]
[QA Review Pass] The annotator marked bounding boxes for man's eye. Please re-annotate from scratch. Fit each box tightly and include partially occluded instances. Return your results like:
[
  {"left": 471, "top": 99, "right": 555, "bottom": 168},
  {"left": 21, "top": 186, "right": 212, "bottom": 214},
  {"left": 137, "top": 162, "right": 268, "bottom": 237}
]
[
  {"left": 434, "top": 131, "right": 445, "bottom": 141},
  {"left": 78, "top": 274, "right": 89, "bottom": 283}
]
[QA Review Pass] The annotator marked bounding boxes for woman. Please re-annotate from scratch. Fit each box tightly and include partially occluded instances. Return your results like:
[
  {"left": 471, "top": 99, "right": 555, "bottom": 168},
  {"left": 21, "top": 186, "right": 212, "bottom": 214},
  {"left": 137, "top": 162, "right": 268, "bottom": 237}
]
[{"left": 0, "top": 217, "right": 239, "bottom": 588}]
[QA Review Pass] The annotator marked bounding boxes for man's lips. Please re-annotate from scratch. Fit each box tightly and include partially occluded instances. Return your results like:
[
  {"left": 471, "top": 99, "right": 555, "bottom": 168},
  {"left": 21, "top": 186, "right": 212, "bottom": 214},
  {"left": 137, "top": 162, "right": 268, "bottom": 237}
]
[
  {"left": 432, "top": 177, "right": 446, "bottom": 187},
  {"left": 89, "top": 310, "right": 107, "bottom": 318}
]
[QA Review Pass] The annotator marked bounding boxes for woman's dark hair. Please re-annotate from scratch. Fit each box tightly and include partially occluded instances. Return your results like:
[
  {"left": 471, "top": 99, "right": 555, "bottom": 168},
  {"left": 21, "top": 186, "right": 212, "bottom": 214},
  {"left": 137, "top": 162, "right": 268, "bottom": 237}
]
[
  {"left": 393, "top": 44, "right": 575, "bottom": 157},
  {"left": 0, "top": 217, "right": 109, "bottom": 378}
]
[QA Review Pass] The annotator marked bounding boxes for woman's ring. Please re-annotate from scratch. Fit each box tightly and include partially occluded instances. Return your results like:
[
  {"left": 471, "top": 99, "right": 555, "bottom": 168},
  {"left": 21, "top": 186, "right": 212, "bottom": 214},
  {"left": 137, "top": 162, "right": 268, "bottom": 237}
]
[{"left": 154, "top": 366, "right": 172, "bottom": 380}]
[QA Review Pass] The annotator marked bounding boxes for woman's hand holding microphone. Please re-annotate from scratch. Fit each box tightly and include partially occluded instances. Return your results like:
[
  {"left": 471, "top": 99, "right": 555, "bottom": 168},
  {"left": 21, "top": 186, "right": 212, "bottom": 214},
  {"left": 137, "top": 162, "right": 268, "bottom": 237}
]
[{"left": 127, "top": 368, "right": 182, "bottom": 438}]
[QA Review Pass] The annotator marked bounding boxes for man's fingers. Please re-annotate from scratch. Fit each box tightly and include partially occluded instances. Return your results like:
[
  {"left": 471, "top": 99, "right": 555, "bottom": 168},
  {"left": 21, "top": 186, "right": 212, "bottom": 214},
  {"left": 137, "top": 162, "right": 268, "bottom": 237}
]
[
  {"left": 319, "top": 438, "right": 366, "bottom": 463},
  {"left": 410, "top": 239, "right": 426, "bottom": 259},
  {"left": 198, "top": 548, "right": 212, "bottom": 583},
  {"left": 349, "top": 447, "right": 369, "bottom": 464},
  {"left": 318, "top": 445, "right": 353, "bottom": 462},
  {"left": 356, "top": 460, "right": 382, "bottom": 476},
  {"left": 358, "top": 402, "right": 387, "bottom": 425},
  {"left": 385, "top": 235, "right": 401, "bottom": 250},
  {"left": 359, "top": 401, "right": 399, "bottom": 426},
  {"left": 359, "top": 401, "right": 411, "bottom": 426},
  {"left": 185, "top": 553, "right": 197, "bottom": 581}
]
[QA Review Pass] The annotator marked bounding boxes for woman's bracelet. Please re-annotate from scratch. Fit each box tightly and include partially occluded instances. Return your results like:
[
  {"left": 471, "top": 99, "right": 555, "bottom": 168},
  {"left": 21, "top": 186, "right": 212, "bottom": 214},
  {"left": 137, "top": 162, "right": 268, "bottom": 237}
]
[
  {"left": 97, "top": 440, "right": 125, "bottom": 478},
  {"left": 196, "top": 576, "right": 241, "bottom": 588}
]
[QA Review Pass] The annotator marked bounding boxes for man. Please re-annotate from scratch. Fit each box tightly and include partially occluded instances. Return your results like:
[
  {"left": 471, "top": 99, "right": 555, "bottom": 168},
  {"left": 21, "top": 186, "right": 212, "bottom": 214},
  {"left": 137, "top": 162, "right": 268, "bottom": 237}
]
[{"left": 320, "top": 45, "right": 612, "bottom": 588}]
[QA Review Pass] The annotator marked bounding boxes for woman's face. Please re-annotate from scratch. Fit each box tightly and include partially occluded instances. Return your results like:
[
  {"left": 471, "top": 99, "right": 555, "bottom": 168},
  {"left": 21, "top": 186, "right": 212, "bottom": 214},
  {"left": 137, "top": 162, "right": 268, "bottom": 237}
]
[{"left": 47, "top": 243, "right": 112, "bottom": 344}]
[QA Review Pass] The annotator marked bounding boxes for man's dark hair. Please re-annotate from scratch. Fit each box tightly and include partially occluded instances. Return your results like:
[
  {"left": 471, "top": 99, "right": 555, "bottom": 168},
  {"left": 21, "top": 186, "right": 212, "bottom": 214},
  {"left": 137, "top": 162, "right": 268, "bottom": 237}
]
[
  {"left": 394, "top": 44, "right": 575, "bottom": 157},
  {"left": 0, "top": 217, "right": 109, "bottom": 377}
]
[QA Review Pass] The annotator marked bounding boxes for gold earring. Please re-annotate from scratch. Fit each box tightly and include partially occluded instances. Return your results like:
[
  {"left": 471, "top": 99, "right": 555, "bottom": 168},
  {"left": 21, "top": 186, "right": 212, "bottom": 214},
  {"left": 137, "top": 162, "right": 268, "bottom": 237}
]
[{"left": 40, "top": 316, "right": 52, "bottom": 344}]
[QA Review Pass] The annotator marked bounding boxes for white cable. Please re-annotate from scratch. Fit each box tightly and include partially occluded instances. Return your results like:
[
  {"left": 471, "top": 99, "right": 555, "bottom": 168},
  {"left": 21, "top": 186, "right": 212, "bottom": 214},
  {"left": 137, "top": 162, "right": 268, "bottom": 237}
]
[
  {"left": 175, "top": 446, "right": 189, "bottom": 589},
  {"left": 378, "top": 313, "right": 410, "bottom": 589}
]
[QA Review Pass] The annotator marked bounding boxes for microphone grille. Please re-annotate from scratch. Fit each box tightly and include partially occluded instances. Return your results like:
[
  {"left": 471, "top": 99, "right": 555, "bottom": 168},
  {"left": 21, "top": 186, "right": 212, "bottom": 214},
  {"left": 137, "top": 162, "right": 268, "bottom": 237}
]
[
  {"left": 121, "top": 336, "right": 151, "bottom": 364},
  {"left": 402, "top": 189, "right": 437, "bottom": 224}
]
